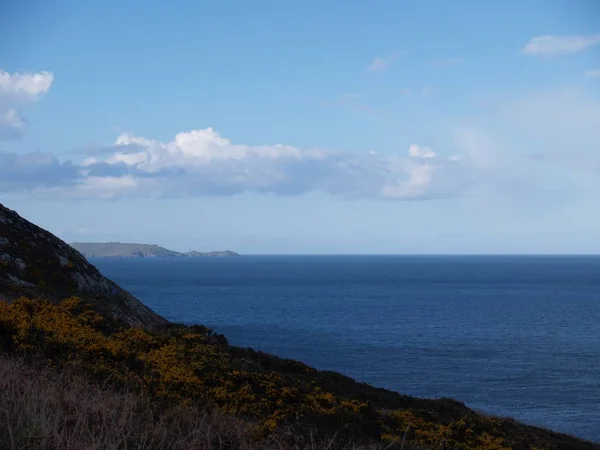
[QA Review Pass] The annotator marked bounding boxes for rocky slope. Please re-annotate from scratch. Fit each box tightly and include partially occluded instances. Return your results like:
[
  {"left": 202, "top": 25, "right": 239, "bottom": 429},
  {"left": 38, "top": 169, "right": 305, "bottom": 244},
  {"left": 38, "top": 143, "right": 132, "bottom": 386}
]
[
  {"left": 70, "top": 242, "right": 240, "bottom": 258},
  {"left": 0, "top": 204, "right": 168, "bottom": 329}
]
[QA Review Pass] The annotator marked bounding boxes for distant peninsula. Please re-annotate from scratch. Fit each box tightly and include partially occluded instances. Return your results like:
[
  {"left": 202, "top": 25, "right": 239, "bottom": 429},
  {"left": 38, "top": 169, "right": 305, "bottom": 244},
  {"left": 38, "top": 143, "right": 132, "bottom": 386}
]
[{"left": 69, "top": 242, "right": 240, "bottom": 258}]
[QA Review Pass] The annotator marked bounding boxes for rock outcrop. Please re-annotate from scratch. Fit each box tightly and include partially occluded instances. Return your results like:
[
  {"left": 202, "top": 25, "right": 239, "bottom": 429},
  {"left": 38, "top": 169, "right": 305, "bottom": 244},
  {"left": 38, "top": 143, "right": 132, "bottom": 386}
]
[{"left": 0, "top": 204, "right": 168, "bottom": 330}]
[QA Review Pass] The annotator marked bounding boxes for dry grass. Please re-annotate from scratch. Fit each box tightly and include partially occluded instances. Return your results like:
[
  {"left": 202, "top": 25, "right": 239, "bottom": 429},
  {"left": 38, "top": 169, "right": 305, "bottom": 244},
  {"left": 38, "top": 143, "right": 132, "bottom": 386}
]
[{"left": 0, "top": 356, "right": 387, "bottom": 450}]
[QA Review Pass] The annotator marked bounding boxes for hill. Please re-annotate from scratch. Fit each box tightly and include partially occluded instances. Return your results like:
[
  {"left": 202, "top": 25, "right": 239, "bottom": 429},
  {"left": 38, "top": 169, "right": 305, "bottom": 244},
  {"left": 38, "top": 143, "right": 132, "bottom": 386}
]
[
  {"left": 0, "top": 204, "right": 167, "bottom": 329},
  {"left": 1, "top": 204, "right": 598, "bottom": 449},
  {"left": 70, "top": 242, "right": 185, "bottom": 258},
  {"left": 70, "top": 242, "right": 240, "bottom": 258},
  {"left": 185, "top": 249, "right": 240, "bottom": 257}
]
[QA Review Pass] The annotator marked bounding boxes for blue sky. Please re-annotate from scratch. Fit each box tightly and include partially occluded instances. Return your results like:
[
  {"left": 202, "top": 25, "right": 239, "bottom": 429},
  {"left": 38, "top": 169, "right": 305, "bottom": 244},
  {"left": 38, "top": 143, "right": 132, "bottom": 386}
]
[{"left": 1, "top": 0, "right": 600, "bottom": 254}]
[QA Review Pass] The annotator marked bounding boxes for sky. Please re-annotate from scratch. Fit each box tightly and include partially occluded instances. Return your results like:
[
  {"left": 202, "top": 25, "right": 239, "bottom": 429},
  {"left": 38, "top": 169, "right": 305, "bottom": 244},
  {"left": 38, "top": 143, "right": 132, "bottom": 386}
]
[{"left": 1, "top": 0, "right": 600, "bottom": 254}]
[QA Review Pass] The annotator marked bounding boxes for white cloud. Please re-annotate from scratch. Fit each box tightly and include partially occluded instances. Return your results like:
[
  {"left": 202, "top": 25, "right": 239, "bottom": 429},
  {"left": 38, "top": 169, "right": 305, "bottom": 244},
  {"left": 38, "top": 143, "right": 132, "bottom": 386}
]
[
  {"left": 408, "top": 145, "right": 436, "bottom": 159},
  {"left": 73, "top": 175, "right": 143, "bottom": 199},
  {"left": 522, "top": 33, "right": 600, "bottom": 56},
  {"left": 584, "top": 68, "right": 600, "bottom": 78},
  {"left": 0, "top": 109, "right": 25, "bottom": 139},
  {"left": 1, "top": 127, "right": 470, "bottom": 201},
  {"left": 0, "top": 70, "right": 54, "bottom": 100},
  {"left": 0, "top": 69, "right": 53, "bottom": 139},
  {"left": 368, "top": 51, "right": 406, "bottom": 72}
]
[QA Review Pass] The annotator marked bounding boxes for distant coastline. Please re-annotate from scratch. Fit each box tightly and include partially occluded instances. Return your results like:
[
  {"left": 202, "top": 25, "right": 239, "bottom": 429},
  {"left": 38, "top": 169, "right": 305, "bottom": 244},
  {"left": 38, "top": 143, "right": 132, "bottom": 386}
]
[{"left": 70, "top": 242, "right": 240, "bottom": 258}]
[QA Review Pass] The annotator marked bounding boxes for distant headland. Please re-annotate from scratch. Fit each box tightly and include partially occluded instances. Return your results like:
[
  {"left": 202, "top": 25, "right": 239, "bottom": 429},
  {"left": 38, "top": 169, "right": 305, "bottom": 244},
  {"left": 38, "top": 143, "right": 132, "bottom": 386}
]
[{"left": 69, "top": 242, "right": 240, "bottom": 258}]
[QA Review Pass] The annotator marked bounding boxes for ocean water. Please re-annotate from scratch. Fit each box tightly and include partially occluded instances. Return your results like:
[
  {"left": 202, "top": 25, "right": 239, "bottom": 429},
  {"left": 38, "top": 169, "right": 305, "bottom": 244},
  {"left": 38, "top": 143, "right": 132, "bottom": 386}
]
[{"left": 92, "top": 255, "right": 600, "bottom": 442}]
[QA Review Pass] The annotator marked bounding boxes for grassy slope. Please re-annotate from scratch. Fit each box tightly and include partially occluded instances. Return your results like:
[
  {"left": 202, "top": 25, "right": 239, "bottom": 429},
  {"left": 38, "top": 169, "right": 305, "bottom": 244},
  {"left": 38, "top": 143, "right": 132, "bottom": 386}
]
[
  {"left": 1, "top": 297, "right": 598, "bottom": 450},
  {"left": 1, "top": 356, "right": 376, "bottom": 450}
]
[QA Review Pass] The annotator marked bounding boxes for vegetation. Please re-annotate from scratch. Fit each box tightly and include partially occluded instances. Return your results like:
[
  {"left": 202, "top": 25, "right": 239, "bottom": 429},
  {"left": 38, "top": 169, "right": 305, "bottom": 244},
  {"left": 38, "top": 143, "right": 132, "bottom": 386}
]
[
  {"left": 0, "top": 356, "right": 379, "bottom": 450},
  {"left": 1, "top": 297, "right": 597, "bottom": 450}
]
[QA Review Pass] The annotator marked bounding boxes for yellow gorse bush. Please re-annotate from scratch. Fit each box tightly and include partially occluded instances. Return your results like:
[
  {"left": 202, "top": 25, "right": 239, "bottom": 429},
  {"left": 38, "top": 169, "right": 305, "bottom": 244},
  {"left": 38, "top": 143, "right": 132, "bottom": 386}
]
[
  {"left": 0, "top": 297, "right": 523, "bottom": 449},
  {"left": 387, "top": 411, "right": 511, "bottom": 450}
]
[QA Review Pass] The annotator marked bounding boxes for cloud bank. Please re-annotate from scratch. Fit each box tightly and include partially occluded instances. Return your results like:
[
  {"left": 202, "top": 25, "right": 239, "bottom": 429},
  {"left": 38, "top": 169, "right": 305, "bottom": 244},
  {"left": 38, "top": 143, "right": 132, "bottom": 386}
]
[
  {"left": 0, "top": 128, "right": 469, "bottom": 201},
  {"left": 0, "top": 69, "right": 54, "bottom": 139}
]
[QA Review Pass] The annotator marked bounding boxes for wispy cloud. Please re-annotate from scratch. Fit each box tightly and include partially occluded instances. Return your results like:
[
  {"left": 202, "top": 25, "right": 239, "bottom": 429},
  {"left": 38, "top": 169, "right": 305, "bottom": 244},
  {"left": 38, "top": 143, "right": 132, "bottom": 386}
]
[
  {"left": 522, "top": 33, "right": 600, "bottom": 56},
  {"left": 400, "top": 86, "right": 432, "bottom": 97},
  {"left": 431, "top": 57, "right": 463, "bottom": 68},
  {"left": 498, "top": 88, "right": 600, "bottom": 149},
  {"left": 367, "top": 51, "right": 406, "bottom": 72},
  {"left": 0, "top": 69, "right": 53, "bottom": 139},
  {"left": 584, "top": 68, "right": 600, "bottom": 78},
  {"left": 338, "top": 92, "right": 362, "bottom": 103},
  {"left": 0, "top": 109, "right": 26, "bottom": 140},
  {"left": 461, "top": 88, "right": 600, "bottom": 206},
  {"left": 530, "top": 150, "right": 600, "bottom": 174},
  {"left": 1, "top": 128, "right": 470, "bottom": 201},
  {"left": 312, "top": 92, "right": 380, "bottom": 115}
]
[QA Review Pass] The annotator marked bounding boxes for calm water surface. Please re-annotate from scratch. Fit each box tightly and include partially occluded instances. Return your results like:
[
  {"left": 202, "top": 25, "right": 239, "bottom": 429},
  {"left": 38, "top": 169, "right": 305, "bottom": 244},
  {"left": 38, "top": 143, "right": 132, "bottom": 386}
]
[{"left": 92, "top": 255, "right": 600, "bottom": 442}]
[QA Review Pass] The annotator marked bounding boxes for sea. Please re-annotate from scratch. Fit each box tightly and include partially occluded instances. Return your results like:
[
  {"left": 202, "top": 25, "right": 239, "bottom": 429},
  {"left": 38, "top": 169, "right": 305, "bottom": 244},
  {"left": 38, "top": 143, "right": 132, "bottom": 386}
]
[{"left": 92, "top": 255, "right": 600, "bottom": 442}]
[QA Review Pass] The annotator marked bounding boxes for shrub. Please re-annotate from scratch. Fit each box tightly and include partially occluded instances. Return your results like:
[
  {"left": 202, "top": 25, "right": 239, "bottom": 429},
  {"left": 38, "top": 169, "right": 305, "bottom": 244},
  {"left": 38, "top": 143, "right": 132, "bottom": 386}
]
[{"left": 0, "top": 298, "right": 572, "bottom": 450}]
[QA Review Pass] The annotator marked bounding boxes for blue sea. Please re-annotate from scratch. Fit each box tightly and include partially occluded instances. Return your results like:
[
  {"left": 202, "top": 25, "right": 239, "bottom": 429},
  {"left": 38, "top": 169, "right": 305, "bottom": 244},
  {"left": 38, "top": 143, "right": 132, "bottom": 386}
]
[{"left": 92, "top": 255, "right": 600, "bottom": 442}]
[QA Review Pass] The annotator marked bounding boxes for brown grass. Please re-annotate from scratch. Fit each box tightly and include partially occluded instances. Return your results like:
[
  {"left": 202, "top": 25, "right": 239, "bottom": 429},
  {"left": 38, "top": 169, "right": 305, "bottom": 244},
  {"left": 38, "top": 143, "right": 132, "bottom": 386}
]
[{"left": 0, "top": 356, "right": 387, "bottom": 450}]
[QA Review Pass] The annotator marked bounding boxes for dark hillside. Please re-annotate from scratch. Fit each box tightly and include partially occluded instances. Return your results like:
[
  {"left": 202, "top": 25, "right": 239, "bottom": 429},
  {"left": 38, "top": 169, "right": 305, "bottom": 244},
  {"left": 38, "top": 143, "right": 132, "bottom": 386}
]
[{"left": 0, "top": 203, "right": 167, "bottom": 329}]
